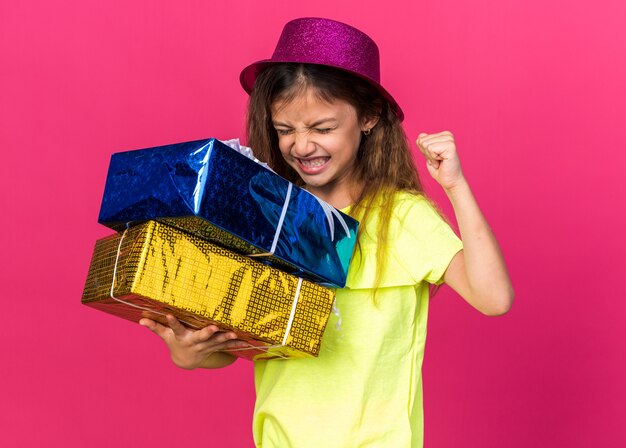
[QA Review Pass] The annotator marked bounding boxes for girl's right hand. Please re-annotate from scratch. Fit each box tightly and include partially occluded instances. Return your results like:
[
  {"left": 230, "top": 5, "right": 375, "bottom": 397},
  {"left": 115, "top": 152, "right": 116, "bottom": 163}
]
[{"left": 139, "top": 314, "right": 246, "bottom": 369}]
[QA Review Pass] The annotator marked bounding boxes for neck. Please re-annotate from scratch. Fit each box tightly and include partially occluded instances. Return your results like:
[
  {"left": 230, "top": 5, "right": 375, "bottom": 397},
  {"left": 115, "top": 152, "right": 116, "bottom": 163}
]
[{"left": 306, "top": 182, "right": 362, "bottom": 210}]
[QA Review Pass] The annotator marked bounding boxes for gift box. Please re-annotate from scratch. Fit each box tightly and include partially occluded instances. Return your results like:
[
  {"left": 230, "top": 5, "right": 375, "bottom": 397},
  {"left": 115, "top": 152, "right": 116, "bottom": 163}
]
[
  {"left": 81, "top": 220, "right": 336, "bottom": 361},
  {"left": 97, "top": 138, "right": 358, "bottom": 287}
]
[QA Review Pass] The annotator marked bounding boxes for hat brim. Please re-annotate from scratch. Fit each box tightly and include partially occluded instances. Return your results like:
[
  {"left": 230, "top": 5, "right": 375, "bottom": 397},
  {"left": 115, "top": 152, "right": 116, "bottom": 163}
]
[{"left": 240, "top": 59, "right": 404, "bottom": 122}]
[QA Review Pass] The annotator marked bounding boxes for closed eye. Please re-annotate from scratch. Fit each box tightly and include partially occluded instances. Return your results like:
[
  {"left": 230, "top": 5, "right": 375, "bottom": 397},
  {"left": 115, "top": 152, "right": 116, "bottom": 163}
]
[
  {"left": 275, "top": 128, "right": 294, "bottom": 136},
  {"left": 315, "top": 128, "right": 334, "bottom": 134}
]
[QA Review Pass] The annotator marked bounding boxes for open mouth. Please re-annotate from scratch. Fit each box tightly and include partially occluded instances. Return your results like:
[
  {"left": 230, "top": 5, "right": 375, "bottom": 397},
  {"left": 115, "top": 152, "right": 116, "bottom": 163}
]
[{"left": 297, "top": 157, "right": 330, "bottom": 173}]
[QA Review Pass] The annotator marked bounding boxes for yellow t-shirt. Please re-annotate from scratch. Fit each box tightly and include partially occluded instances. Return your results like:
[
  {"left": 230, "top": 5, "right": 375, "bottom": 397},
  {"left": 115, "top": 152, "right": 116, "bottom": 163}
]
[{"left": 253, "top": 192, "right": 463, "bottom": 447}]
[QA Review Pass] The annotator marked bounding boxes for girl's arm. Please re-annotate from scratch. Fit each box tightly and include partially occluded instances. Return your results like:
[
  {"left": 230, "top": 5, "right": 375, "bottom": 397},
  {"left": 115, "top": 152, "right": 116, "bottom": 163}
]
[{"left": 417, "top": 131, "right": 514, "bottom": 316}]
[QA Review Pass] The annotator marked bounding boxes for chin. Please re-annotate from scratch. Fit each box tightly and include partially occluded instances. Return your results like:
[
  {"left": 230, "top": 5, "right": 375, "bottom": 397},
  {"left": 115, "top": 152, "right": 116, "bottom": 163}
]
[
  {"left": 292, "top": 169, "right": 319, "bottom": 185},
  {"left": 300, "top": 174, "right": 330, "bottom": 189}
]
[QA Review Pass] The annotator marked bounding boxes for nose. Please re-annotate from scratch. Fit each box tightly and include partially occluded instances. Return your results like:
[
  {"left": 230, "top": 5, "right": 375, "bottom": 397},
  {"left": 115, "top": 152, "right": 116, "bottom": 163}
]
[{"left": 292, "top": 130, "right": 316, "bottom": 157}]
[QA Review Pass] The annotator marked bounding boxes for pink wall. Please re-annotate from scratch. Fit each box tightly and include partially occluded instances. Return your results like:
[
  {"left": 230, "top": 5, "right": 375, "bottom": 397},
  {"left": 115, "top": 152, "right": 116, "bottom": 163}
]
[{"left": 1, "top": 0, "right": 624, "bottom": 446}]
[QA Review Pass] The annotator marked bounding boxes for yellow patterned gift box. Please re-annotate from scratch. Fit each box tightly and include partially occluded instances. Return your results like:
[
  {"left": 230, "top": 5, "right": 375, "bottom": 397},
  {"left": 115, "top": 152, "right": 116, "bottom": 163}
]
[{"left": 81, "top": 220, "right": 336, "bottom": 361}]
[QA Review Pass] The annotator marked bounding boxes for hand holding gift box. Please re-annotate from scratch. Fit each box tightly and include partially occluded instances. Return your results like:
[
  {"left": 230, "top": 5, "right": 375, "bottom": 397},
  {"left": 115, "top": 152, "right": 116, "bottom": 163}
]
[
  {"left": 82, "top": 220, "right": 336, "bottom": 361},
  {"left": 138, "top": 314, "right": 244, "bottom": 370},
  {"left": 97, "top": 137, "right": 359, "bottom": 287}
]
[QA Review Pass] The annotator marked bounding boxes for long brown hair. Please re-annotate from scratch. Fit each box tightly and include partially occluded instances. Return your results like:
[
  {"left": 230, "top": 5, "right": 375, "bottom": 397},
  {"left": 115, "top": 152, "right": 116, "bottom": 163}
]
[{"left": 246, "top": 64, "right": 424, "bottom": 291}]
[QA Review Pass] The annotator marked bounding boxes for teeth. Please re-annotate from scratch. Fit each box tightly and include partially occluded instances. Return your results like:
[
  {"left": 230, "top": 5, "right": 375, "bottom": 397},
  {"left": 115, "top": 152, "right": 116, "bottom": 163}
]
[{"left": 300, "top": 158, "right": 328, "bottom": 168}]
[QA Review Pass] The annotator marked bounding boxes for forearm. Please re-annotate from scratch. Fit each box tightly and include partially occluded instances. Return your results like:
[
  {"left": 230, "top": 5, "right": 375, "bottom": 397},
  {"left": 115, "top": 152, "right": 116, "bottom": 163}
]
[{"left": 445, "top": 178, "right": 514, "bottom": 315}]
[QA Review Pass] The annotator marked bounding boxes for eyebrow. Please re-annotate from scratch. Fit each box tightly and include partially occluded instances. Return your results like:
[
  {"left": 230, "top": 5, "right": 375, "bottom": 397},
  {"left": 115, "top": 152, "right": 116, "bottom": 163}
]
[{"left": 272, "top": 118, "right": 339, "bottom": 127}]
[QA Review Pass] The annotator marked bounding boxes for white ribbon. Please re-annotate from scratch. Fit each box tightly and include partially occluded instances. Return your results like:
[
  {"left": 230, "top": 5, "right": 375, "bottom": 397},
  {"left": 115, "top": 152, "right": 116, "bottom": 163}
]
[
  {"left": 220, "top": 138, "right": 271, "bottom": 170},
  {"left": 227, "top": 277, "right": 303, "bottom": 359},
  {"left": 310, "top": 194, "right": 352, "bottom": 242},
  {"left": 249, "top": 182, "right": 293, "bottom": 258},
  {"left": 332, "top": 298, "right": 343, "bottom": 331},
  {"left": 283, "top": 277, "right": 302, "bottom": 346}
]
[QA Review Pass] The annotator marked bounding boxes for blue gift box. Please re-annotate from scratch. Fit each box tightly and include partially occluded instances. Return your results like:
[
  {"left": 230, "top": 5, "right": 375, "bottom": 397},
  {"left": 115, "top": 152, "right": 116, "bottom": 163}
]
[{"left": 98, "top": 138, "right": 359, "bottom": 287}]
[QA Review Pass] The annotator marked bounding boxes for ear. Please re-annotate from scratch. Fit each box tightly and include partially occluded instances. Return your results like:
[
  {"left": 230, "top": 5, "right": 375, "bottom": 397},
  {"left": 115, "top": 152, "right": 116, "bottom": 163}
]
[{"left": 360, "top": 115, "right": 380, "bottom": 132}]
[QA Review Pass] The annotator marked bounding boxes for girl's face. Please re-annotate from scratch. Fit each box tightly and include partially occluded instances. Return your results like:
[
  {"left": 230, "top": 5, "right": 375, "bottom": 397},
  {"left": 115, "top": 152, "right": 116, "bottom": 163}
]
[{"left": 271, "top": 88, "right": 377, "bottom": 208}]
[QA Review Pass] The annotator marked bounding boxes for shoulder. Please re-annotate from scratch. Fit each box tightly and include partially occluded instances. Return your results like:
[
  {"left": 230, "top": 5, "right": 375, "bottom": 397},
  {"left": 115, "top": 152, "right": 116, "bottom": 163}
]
[
  {"left": 387, "top": 191, "right": 462, "bottom": 268},
  {"left": 387, "top": 191, "right": 449, "bottom": 238},
  {"left": 357, "top": 191, "right": 444, "bottom": 246},
  {"left": 392, "top": 191, "right": 437, "bottom": 215}
]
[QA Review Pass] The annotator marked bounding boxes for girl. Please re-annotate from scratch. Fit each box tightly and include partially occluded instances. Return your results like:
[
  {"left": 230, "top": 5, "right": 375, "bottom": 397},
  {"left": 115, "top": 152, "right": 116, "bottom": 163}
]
[{"left": 139, "top": 17, "right": 513, "bottom": 447}]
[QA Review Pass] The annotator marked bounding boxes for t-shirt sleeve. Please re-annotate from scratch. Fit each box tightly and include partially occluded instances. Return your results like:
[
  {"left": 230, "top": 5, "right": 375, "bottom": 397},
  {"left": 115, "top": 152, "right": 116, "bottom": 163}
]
[{"left": 390, "top": 195, "right": 463, "bottom": 285}]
